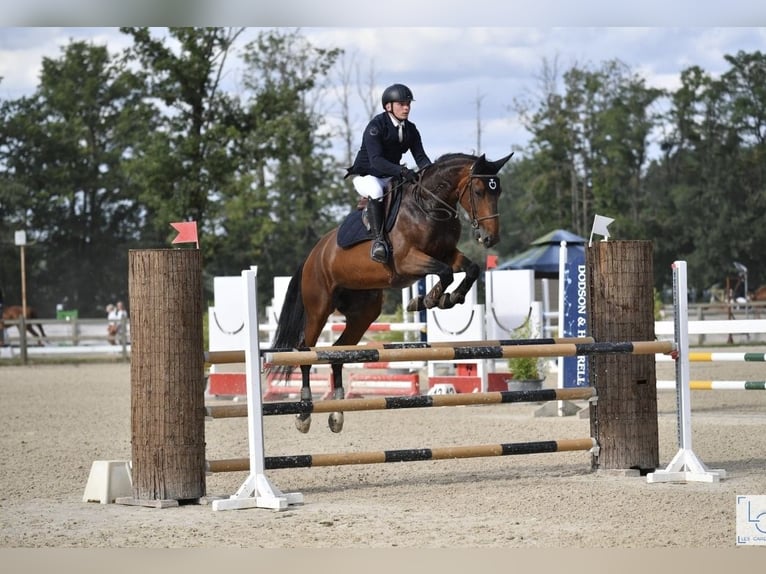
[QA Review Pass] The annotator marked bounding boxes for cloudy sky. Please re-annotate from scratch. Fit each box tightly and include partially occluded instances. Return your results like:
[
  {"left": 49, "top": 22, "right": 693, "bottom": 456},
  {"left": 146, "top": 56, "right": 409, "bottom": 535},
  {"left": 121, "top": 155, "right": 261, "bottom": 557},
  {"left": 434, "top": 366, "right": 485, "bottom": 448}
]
[{"left": 1, "top": 3, "right": 765, "bottom": 162}]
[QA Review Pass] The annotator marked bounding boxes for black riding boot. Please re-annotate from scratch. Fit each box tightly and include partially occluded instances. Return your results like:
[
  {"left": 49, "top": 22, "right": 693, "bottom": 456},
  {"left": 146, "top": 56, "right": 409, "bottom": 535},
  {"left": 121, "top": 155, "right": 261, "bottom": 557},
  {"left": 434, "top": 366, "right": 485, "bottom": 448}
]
[{"left": 366, "top": 197, "right": 389, "bottom": 263}]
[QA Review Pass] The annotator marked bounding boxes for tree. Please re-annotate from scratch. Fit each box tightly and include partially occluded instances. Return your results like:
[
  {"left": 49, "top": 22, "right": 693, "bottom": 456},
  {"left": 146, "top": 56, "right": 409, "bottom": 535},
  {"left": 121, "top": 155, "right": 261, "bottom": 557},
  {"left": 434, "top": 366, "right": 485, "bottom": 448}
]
[
  {"left": 505, "top": 58, "right": 663, "bottom": 248},
  {"left": 205, "top": 29, "right": 346, "bottom": 307},
  {"left": 650, "top": 51, "right": 766, "bottom": 292},
  {"left": 0, "top": 40, "right": 151, "bottom": 314},
  {"left": 119, "top": 27, "right": 246, "bottom": 246}
]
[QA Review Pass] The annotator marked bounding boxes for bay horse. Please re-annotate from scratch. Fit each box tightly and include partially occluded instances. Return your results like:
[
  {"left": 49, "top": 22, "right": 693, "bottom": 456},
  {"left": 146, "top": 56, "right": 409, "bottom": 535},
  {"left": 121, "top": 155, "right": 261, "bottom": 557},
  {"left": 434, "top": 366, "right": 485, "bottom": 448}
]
[
  {"left": 1, "top": 305, "right": 47, "bottom": 345},
  {"left": 270, "top": 151, "right": 513, "bottom": 433}
]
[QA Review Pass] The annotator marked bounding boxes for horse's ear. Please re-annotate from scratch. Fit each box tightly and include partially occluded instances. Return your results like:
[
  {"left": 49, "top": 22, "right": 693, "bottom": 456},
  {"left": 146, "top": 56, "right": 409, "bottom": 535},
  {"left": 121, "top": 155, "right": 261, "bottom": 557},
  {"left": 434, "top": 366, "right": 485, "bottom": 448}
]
[
  {"left": 488, "top": 152, "right": 514, "bottom": 174},
  {"left": 471, "top": 154, "right": 489, "bottom": 175}
]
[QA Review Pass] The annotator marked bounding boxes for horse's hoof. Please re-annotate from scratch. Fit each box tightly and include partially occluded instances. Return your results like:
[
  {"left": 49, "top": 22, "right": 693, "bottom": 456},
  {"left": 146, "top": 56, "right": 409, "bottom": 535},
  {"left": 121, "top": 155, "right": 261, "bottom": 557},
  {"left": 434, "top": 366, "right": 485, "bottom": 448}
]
[
  {"left": 295, "top": 413, "right": 311, "bottom": 434},
  {"left": 438, "top": 293, "right": 455, "bottom": 309},
  {"left": 328, "top": 412, "right": 344, "bottom": 433},
  {"left": 406, "top": 297, "right": 426, "bottom": 312}
]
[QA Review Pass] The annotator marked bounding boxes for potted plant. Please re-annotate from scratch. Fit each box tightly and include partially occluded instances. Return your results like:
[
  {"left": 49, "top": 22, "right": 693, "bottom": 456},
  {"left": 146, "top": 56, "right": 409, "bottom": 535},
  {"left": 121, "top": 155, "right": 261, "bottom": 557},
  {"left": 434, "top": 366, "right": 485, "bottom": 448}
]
[{"left": 506, "top": 323, "right": 548, "bottom": 391}]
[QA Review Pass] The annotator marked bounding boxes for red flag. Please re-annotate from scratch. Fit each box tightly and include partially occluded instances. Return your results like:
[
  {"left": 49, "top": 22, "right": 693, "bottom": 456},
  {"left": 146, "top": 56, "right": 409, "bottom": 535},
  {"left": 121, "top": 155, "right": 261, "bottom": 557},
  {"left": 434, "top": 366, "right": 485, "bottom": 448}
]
[
  {"left": 486, "top": 255, "right": 498, "bottom": 270},
  {"left": 170, "top": 221, "right": 199, "bottom": 248}
]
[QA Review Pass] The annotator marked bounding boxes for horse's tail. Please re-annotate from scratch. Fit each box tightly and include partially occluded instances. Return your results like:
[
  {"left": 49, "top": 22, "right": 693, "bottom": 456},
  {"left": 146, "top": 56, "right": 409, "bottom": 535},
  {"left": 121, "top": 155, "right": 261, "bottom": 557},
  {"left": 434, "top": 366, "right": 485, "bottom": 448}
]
[{"left": 269, "top": 261, "right": 306, "bottom": 380}]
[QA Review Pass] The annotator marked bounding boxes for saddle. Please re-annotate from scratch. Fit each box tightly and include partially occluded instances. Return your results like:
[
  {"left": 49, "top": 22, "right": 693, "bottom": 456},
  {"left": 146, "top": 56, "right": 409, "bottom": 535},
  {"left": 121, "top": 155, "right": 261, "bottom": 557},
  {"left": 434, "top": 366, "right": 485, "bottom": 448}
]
[{"left": 337, "top": 181, "right": 405, "bottom": 249}]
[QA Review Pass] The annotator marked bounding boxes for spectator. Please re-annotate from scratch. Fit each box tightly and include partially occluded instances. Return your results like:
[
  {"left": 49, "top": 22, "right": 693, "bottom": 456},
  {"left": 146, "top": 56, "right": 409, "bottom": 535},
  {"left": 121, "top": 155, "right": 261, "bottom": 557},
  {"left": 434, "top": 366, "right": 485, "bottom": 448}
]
[
  {"left": 114, "top": 301, "right": 128, "bottom": 344},
  {"left": 106, "top": 303, "right": 118, "bottom": 345}
]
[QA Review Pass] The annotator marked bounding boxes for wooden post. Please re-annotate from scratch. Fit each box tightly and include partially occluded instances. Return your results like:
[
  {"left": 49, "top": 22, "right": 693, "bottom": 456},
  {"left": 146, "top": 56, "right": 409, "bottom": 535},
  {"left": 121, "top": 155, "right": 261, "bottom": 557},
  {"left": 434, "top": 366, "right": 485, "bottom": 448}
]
[
  {"left": 587, "top": 240, "right": 659, "bottom": 472},
  {"left": 118, "top": 249, "right": 206, "bottom": 507}
]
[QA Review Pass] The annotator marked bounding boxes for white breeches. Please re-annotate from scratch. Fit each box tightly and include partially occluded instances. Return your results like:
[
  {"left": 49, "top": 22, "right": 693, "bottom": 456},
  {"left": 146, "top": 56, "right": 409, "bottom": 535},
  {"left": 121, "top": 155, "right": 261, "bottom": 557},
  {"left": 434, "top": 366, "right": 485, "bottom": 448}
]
[{"left": 352, "top": 175, "right": 391, "bottom": 200}]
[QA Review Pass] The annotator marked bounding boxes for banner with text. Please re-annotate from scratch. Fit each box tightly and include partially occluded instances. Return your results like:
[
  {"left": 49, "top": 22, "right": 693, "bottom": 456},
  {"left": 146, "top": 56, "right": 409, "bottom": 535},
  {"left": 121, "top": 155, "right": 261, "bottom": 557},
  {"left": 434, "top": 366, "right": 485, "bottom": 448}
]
[{"left": 562, "top": 248, "right": 590, "bottom": 387}]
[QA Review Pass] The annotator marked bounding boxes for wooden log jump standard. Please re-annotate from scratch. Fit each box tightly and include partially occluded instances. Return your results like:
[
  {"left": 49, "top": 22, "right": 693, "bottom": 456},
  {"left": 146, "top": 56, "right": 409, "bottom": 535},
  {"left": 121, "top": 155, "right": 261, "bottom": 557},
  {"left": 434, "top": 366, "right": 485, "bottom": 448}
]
[
  {"left": 204, "top": 336, "right": 597, "bottom": 365},
  {"left": 207, "top": 437, "right": 598, "bottom": 473},
  {"left": 116, "top": 249, "right": 206, "bottom": 508},
  {"left": 586, "top": 240, "right": 659, "bottom": 473},
  {"left": 263, "top": 340, "right": 673, "bottom": 367},
  {"left": 207, "top": 387, "right": 597, "bottom": 419}
]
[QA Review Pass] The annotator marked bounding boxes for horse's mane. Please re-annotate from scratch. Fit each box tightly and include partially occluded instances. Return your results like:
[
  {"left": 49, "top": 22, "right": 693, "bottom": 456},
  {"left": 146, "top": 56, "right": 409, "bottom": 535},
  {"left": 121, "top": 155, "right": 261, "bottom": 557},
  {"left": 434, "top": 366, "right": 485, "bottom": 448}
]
[
  {"left": 420, "top": 152, "right": 478, "bottom": 177},
  {"left": 434, "top": 152, "right": 478, "bottom": 164}
]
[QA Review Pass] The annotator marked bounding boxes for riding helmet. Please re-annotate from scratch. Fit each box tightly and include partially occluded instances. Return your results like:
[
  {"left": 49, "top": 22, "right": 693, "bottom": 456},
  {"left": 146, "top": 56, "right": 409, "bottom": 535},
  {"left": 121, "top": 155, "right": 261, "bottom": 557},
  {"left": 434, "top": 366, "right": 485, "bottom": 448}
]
[{"left": 382, "top": 84, "right": 414, "bottom": 108}]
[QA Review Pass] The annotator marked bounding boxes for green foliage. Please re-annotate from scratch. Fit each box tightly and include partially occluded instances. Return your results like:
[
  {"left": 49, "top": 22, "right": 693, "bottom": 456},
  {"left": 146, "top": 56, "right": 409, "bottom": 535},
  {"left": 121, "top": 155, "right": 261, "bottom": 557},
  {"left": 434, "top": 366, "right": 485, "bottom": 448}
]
[
  {"left": 507, "top": 322, "right": 547, "bottom": 381},
  {"left": 653, "top": 289, "right": 664, "bottom": 321}
]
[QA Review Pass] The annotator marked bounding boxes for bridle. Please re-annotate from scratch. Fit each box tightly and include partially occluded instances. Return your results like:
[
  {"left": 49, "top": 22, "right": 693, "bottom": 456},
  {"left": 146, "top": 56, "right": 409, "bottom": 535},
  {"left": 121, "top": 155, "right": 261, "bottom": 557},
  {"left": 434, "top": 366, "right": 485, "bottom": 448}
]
[
  {"left": 411, "top": 167, "right": 500, "bottom": 230},
  {"left": 460, "top": 172, "right": 500, "bottom": 231}
]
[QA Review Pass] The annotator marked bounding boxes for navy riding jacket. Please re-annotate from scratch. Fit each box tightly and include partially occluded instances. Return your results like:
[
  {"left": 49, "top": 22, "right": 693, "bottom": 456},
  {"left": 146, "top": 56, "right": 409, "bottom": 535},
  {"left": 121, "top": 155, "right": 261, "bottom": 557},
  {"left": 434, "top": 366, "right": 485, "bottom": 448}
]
[{"left": 347, "top": 112, "right": 432, "bottom": 178}]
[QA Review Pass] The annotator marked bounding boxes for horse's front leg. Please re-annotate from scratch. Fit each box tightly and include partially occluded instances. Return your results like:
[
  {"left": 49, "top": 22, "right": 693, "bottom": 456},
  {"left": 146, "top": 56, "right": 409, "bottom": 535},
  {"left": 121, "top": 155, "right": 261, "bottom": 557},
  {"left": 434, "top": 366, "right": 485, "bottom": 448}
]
[
  {"left": 402, "top": 256, "right": 454, "bottom": 312},
  {"left": 294, "top": 364, "right": 313, "bottom": 433},
  {"left": 439, "top": 253, "right": 480, "bottom": 309},
  {"left": 414, "top": 253, "right": 480, "bottom": 311},
  {"left": 328, "top": 363, "right": 345, "bottom": 433}
]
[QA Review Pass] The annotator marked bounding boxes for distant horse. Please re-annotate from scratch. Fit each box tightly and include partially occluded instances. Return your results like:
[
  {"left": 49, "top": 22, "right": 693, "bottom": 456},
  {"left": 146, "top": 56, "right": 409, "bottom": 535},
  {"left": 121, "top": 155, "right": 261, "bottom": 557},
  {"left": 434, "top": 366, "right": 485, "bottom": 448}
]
[
  {"left": 751, "top": 285, "right": 766, "bottom": 301},
  {"left": 1, "top": 305, "right": 47, "bottom": 345},
  {"left": 270, "top": 151, "right": 514, "bottom": 433}
]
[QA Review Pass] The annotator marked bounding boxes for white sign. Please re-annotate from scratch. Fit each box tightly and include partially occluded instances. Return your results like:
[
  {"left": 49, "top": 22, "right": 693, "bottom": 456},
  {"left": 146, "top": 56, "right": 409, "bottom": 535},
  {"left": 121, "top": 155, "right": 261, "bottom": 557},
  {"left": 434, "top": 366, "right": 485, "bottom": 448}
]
[{"left": 736, "top": 495, "right": 766, "bottom": 545}]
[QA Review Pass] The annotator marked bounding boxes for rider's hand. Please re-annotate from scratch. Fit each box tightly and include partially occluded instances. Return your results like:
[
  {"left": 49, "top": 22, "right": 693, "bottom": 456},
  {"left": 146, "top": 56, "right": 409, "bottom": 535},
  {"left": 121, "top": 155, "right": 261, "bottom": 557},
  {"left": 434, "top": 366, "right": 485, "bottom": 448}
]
[{"left": 401, "top": 167, "right": 418, "bottom": 184}]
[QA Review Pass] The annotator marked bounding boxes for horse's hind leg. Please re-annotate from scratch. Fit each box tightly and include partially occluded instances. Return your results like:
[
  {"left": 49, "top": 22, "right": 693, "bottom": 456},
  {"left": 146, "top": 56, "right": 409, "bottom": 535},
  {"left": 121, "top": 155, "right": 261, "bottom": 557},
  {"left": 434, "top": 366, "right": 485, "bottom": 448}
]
[
  {"left": 327, "top": 289, "right": 384, "bottom": 433},
  {"left": 295, "top": 363, "right": 313, "bottom": 434},
  {"left": 327, "top": 363, "right": 345, "bottom": 433},
  {"left": 28, "top": 325, "right": 45, "bottom": 346}
]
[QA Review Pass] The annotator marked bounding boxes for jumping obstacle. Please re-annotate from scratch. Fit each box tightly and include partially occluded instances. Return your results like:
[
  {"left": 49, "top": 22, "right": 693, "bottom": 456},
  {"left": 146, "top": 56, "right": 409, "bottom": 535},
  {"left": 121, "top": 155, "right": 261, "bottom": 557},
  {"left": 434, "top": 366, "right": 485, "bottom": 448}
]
[
  {"left": 208, "top": 266, "right": 606, "bottom": 512},
  {"left": 125, "top": 246, "right": 723, "bottom": 514},
  {"left": 206, "top": 438, "right": 598, "bottom": 473}
]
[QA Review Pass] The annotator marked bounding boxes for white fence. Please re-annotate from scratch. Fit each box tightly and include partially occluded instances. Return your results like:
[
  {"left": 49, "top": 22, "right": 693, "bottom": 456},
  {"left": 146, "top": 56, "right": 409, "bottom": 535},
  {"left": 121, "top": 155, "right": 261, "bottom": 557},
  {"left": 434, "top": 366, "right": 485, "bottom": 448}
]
[{"left": 2, "top": 312, "right": 764, "bottom": 361}]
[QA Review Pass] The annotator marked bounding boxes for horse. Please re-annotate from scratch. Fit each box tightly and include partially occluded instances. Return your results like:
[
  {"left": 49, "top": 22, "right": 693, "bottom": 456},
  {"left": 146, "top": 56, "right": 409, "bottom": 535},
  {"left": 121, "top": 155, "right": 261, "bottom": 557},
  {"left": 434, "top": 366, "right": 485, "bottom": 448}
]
[
  {"left": 751, "top": 285, "right": 766, "bottom": 301},
  {"left": 1, "top": 305, "right": 47, "bottom": 345},
  {"left": 270, "top": 151, "right": 514, "bottom": 433}
]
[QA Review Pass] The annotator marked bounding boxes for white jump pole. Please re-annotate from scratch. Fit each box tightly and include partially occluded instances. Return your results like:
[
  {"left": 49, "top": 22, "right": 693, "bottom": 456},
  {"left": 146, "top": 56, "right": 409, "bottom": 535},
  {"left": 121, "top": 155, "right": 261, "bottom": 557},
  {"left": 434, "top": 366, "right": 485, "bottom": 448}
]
[
  {"left": 212, "top": 266, "right": 303, "bottom": 511},
  {"left": 646, "top": 260, "right": 726, "bottom": 484}
]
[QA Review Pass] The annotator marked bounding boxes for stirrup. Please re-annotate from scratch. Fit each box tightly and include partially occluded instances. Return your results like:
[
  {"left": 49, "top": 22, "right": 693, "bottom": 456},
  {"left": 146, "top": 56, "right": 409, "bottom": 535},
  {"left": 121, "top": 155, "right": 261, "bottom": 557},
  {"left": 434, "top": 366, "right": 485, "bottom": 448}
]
[{"left": 370, "top": 240, "right": 389, "bottom": 263}]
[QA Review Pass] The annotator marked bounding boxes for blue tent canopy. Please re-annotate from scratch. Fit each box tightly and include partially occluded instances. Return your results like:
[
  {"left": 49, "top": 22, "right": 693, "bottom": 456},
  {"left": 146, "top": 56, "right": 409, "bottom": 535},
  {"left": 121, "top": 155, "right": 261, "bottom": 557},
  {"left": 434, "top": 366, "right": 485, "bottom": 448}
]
[{"left": 497, "top": 229, "right": 586, "bottom": 278}]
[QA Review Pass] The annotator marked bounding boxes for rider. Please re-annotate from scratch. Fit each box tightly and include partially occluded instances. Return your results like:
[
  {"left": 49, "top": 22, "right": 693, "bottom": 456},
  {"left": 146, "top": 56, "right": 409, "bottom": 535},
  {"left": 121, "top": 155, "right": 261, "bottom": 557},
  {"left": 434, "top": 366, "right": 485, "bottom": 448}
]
[{"left": 346, "top": 83, "right": 432, "bottom": 263}]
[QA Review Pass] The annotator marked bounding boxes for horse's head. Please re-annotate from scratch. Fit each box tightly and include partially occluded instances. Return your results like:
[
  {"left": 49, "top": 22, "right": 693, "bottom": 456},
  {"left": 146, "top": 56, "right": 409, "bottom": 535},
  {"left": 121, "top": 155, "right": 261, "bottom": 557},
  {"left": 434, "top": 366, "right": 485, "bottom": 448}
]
[{"left": 458, "top": 152, "right": 513, "bottom": 248}]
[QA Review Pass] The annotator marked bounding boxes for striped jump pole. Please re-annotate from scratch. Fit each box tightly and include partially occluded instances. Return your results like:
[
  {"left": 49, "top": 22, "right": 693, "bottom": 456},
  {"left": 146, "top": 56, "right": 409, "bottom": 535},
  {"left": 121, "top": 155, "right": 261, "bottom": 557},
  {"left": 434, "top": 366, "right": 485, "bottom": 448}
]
[
  {"left": 205, "top": 336, "right": 597, "bottom": 365},
  {"left": 657, "top": 380, "right": 766, "bottom": 391},
  {"left": 263, "top": 340, "right": 675, "bottom": 367},
  {"left": 206, "top": 387, "right": 597, "bottom": 419},
  {"left": 207, "top": 437, "right": 598, "bottom": 473},
  {"left": 656, "top": 352, "right": 766, "bottom": 362}
]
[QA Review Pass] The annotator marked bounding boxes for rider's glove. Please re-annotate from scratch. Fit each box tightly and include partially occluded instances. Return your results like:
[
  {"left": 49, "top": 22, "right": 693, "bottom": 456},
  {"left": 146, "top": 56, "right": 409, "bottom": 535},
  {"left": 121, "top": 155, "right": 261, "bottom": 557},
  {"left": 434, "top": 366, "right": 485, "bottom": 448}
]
[{"left": 401, "top": 167, "right": 418, "bottom": 184}]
